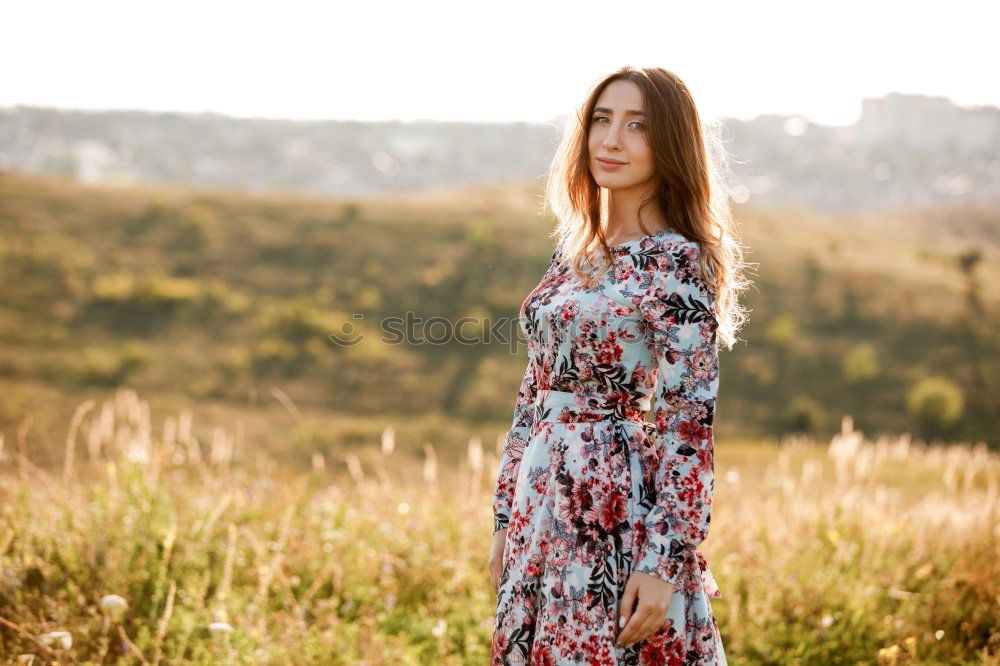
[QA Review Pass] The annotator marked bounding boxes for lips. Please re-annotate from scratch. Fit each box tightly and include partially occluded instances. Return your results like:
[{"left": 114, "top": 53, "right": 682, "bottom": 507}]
[
  {"left": 596, "top": 158, "right": 627, "bottom": 170},
  {"left": 597, "top": 157, "right": 627, "bottom": 165}
]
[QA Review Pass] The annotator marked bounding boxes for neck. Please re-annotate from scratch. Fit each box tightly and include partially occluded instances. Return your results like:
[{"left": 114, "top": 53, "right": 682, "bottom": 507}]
[{"left": 604, "top": 180, "right": 668, "bottom": 239}]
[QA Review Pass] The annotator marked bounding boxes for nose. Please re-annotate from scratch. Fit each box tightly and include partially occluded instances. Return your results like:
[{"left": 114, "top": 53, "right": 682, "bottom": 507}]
[{"left": 602, "top": 122, "right": 622, "bottom": 150}]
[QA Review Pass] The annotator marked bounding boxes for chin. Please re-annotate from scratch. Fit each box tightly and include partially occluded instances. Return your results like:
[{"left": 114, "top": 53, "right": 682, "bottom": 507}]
[
  {"left": 591, "top": 171, "right": 620, "bottom": 186},
  {"left": 595, "top": 176, "right": 636, "bottom": 191}
]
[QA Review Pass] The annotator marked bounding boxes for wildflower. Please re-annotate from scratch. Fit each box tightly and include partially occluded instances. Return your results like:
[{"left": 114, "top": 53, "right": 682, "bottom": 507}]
[
  {"left": 100, "top": 594, "right": 128, "bottom": 616},
  {"left": 37, "top": 631, "right": 72, "bottom": 649},
  {"left": 208, "top": 622, "right": 235, "bottom": 635}
]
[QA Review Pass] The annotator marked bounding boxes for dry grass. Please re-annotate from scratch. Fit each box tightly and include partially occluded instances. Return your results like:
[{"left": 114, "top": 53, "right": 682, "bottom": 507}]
[{"left": 0, "top": 388, "right": 997, "bottom": 664}]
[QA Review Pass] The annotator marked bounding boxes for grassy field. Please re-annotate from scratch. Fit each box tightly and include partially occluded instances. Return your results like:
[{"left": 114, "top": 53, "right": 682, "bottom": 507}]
[
  {"left": 2, "top": 168, "right": 999, "bottom": 452},
  {"left": 0, "top": 388, "right": 996, "bottom": 664}
]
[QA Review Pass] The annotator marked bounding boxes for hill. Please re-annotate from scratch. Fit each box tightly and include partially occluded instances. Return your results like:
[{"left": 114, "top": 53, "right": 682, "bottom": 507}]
[{"left": 0, "top": 168, "right": 997, "bottom": 459}]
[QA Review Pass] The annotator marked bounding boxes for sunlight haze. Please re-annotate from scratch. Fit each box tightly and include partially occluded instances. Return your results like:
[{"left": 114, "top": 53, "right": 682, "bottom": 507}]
[{"left": 2, "top": 0, "right": 996, "bottom": 126}]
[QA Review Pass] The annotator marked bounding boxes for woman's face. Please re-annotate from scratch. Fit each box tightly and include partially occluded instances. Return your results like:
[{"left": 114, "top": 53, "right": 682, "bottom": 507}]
[{"left": 587, "top": 79, "right": 658, "bottom": 192}]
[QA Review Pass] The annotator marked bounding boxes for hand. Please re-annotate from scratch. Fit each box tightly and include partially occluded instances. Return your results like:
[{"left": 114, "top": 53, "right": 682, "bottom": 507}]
[
  {"left": 489, "top": 528, "right": 508, "bottom": 594},
  {"left": 615, "top": 571, "right": 674, "bottom": 647}
]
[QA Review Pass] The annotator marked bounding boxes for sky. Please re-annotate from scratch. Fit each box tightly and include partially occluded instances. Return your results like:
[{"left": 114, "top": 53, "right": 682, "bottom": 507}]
[{"left": 1, "top": 0, "right": 996, "bottom": 127}]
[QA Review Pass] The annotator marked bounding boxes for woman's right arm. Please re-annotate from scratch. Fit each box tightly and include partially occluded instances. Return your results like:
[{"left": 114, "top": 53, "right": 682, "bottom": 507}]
[
  {"left": 491, "top": 238, "right": 563, "bottom": 535},
  {"left": 491, "top": 354, "right": 539, "bottom": 535}
]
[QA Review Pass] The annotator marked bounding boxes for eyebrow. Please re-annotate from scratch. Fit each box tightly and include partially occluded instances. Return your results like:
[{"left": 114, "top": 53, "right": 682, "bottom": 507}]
[{"left": 593, "top": 106, "right": 646, "bottom": 116}]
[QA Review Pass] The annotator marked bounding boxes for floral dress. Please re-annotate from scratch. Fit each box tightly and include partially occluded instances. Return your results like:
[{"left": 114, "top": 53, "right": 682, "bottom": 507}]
[{"left": 491, "top": 228, "right": 726, "bottom": 665}]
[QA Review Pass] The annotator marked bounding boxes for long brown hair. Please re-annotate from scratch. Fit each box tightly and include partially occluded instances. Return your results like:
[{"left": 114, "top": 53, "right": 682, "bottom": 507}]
[{"left": 543, "top": 66, "right": 753, "bottom": 350}]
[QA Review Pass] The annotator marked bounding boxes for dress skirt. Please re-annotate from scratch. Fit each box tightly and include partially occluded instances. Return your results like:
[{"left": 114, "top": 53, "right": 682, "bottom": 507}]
[{"left": 492, "top": 390, "right": 726, "bottom": 665}]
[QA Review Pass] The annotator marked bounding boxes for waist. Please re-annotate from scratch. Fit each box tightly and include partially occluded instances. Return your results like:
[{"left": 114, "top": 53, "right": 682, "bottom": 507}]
[{"left": 533, "top": 389, "right": 652, "bottom": 425}]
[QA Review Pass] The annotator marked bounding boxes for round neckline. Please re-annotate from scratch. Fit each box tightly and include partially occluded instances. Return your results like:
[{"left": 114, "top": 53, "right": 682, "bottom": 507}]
[{"left": 607, "top": 227, "right": 679, "bottom": 249}]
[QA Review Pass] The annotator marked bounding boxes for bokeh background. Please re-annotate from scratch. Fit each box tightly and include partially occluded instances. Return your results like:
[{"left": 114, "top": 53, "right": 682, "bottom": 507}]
[{"left": 0, "top": 1, "right": 997, "bottom": 663}]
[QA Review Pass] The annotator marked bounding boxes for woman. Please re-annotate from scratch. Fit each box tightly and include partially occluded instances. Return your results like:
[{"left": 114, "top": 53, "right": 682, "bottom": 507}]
[{"left": 488, "top": 66, "right": 751, "bottom": 664}]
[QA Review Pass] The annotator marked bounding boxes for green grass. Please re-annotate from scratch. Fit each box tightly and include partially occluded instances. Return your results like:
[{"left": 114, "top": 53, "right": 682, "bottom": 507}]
[{"left": 0, "top": 389, "right": 997, "bottom": 663}]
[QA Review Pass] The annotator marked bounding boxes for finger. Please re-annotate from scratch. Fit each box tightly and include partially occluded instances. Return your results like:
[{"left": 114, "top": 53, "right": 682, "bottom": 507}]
[
  {"left": 617, "top": 579, "right": 637, "bottom": 641},
  {"left": 623, "top": 607, "right": 661, "bottom": 647},
  {"left": 635, "top": 612, "right": 665, "bottom": 645},
  {"left": 617, "top": 604, "right": 647, "bottom": 646}
]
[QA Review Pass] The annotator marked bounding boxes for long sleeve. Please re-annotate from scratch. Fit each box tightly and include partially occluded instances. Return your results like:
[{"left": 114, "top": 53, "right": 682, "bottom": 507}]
[
  {"left": 492, "top": 354, "right": 539, "bottom": 534},
  {"left": 632, "top": 241, "right": 720, "bottom": 587},
  {"left": 491, "top": 240, "right": 563, "bottom": 535}
]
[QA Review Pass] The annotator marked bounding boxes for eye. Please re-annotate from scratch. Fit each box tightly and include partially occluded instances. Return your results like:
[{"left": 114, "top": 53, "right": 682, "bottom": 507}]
[
  {"left": 629, "top": 121, "right": 645, "bottom": 130},
  {"left": 592, "top": 115, "right": 609, "bottom": 124}
]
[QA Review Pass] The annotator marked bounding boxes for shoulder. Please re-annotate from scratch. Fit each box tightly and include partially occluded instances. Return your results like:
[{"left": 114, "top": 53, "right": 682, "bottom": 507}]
[
  {"left": 637, "top": 235, "right": 716, "bottom": 324},
  {"left": 551, "top": 236, "right": 565, "bottom": 259},
  {"left": 547, "top": 236, "right": 569, "bottom": 272},
  {"left": 642, "top": 234, "right": 709, "bottom": 292}
]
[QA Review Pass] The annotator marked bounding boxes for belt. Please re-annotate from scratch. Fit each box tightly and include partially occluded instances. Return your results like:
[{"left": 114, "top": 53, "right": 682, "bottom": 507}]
[{"left": 532, "top": 389, "right": 654, "bottom": 428}]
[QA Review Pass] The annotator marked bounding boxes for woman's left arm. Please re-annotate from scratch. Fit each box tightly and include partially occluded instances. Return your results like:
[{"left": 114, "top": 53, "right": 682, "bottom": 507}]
[{"left": 631, "top": 241, "right": 720, "bottom": 587}]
